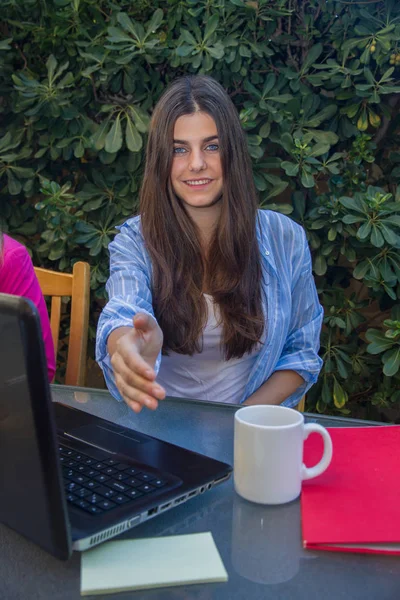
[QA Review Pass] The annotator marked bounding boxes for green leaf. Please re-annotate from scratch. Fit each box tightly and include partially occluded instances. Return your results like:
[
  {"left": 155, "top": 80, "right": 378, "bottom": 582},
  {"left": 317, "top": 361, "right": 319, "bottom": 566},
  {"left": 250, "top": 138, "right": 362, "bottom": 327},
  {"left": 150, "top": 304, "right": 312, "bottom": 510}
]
[
  {"left": 207, "top": 43, "right": 224, "bottom": 60},
  {"left": 89, "top": 236, "right": 104, "bottom": 256},
  {"left": 380, "top": 67, "right": 395, "bottom": 83},
  {"left": 34, "top": 147, "right": 47, "bottom": 159},
  {"left": 147, "top": 8, "right": 164, "bottom": 34},
  {"left": 7, "top": 172, "right": 21, "bottom": 195},
  {"left": 279, "top": 132, "right": 294, "bottom": 153},
  {"left": 239, "top": 44, "right": 252, "bottom": 58},
  {"left": 380, "top": 86, "right": 400, "bottom": 94},
  {"left": 304, "top": 105, "right": 337, "bottom": 128},
  {"left": 129, "top": 106, "right": 150, "bottom": 133},
  {"left": 244, "top": 79, "right": 261, "bottom": 99},
  {"left": 382, "top": 347, "right": 400, "bottom": 376},
  {"left": 74, "top": 140, "right": 84, "bottom": 158},
  {"left": 12, "top": 167, "right": 34, "bottom": 178},
  {"left": 358, "top": 221, "right": 372, "bottom": 239},
  {"left": 336, "top": 357, "right": 348, "bottom": 379},
  {"left": 259, "top": 121, "right": 271, "bottom": 138},
  {"left": 46, "top": 54, "right": 57, "bottom": 81},
  {"left": 265, "top": 181, "right": 289, "bottom": 200},
  {"left": 366, "top": 329, "right": 394, "bottom": 353},
  {"left": 105, "top": 114, "right": 123, "bottom": 154},
  {"left": 334, "top": 317, "right": 346, "bottom": 329},
  {"left": 328, "top": 227, "right": 337, "bottom": 241},
  {"left": 125, "top": 117, "right": 142, "bottom": 152},
  {"left": 308, "top": 143, "right": 330, "bottom": 158},
  {"left": 262, "top": 73, "right": 276, "bottom": 97},
  {"left": 309, "top": 130, "right": 338, "bottom": 145},
  {"left": 0, "top": 38, "right": 12, "bottom": 50},
  {"left": 370, "top": 226, "right": 384, "bottom": 248},
  {"left": 380, "top": 224, "right": 400, "bottom": 246},
  {"left": 343, "top": 214, "right": 361, "bottom": 224},
  {"left": 180, "top": 29, "right": 197, "bottom": 46},
  {"left": 281, "top": 161, "right": 299, "bottom": 176},
  {"left": 91, "top": 118, "right": 111, "bottom": 151},
  {"left": 254, "top": 173, "right": 267, "bottom": 191},
  {"left": 333, "top": 377, "right": 348, "bottom": 409},
  {"left": 301, "top": 43, "right": 323, "bottom": 73},
  {"left": 339, "top": 196, "right": 365, "bottom": 213},
  {"left": 314, "top": 254, "right": 327, "bottom": 276},
  {"left": 267, "top": 94, "right": 293, "bottom": 104},
  {"left": 117, "top": 13, "right": 141, "bottom": 41},
  {"left": 301, "top": 169, "right": 315, "bottom": 188},
  {"left": 48, "top": 240, "right": 65, "bottom": 261},
  {"left": 106, "top": 27, "right": 134, "bottom": 44},
  {"left": 82, "top": 198, "right": 105, "bottom": 212},
  {"left": 176, "top": 45, "right": 195, "bottom": 57},
  {"left": 353, "top": 260, "right": 370, "bottom": 280},
  {"left": 204, "top": 14, "right": 219, "bottom": 42},
  {"left": 342, "top": 103, "right": 359, "bottom": 118}
]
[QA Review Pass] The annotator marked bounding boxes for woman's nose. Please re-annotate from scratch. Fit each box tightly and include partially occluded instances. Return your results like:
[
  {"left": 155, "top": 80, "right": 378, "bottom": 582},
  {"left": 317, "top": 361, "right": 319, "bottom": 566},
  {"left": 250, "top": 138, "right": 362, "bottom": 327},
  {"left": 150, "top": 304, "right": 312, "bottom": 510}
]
[{"left": 188, "top": 150, "right": 206, "bottom": 171}]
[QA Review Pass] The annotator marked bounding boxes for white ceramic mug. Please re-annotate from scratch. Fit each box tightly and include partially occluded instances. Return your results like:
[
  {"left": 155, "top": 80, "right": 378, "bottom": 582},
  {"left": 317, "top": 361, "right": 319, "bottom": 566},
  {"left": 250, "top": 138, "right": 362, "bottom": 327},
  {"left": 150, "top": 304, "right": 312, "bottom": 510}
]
[{"left": 234, "top": 405, "right": 333, "bottom": 505}]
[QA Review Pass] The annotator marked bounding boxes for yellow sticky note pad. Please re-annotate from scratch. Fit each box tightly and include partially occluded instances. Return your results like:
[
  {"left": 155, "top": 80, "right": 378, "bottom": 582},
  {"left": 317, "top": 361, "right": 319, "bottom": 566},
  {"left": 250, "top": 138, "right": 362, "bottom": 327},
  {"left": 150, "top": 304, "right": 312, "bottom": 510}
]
[{"left": 81, "top": 532, "right": 228, "bottom": 596}]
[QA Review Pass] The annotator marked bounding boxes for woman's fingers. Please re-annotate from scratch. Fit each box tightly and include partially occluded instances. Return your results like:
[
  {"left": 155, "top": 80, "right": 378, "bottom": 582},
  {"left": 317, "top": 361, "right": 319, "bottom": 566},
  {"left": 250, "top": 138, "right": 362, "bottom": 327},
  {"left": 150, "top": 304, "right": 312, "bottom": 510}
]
[
  {"left": 112, "top": 352, "right": 165, "bottom": 400},
  {"left": 115, "top": 372, "right": 159, "bottom": 411}
]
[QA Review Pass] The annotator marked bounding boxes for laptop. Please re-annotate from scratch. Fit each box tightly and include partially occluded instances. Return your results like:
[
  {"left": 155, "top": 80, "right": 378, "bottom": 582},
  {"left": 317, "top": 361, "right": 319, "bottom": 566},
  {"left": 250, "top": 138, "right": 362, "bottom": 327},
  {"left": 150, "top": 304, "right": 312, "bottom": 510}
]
[{"left": 0, "top": 293, "right": 232, "bottom": 560}]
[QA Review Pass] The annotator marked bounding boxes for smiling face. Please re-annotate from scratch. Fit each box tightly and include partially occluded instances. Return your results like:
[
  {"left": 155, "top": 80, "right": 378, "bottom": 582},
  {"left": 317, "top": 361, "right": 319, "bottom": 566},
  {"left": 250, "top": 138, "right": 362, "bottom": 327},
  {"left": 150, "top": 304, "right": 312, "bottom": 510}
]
[{"left": 170, "top": 112, "right": 223, "bottom": 219}]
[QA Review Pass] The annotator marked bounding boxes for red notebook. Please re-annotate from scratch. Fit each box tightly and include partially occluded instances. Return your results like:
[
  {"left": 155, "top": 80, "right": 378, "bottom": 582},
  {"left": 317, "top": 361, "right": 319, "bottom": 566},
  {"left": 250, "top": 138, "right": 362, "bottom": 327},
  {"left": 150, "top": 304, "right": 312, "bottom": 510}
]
[{"left": 301, "top": 425, "right": 400, "bottom": 555}]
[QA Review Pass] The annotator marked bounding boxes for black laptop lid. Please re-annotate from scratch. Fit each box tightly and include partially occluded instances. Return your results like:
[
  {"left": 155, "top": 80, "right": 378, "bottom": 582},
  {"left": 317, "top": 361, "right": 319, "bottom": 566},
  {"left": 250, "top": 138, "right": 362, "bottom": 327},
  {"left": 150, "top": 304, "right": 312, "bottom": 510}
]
[{"left": 0, "top": 293, "right": 71, "bottom": 559}]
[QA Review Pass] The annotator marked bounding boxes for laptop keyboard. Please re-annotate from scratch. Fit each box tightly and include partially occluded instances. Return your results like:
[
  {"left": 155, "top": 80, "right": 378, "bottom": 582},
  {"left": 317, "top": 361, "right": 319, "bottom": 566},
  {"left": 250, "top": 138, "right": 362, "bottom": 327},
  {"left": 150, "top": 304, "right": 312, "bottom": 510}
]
[{"left": 59, "top": 444, "right": 172, "bottom": 516}]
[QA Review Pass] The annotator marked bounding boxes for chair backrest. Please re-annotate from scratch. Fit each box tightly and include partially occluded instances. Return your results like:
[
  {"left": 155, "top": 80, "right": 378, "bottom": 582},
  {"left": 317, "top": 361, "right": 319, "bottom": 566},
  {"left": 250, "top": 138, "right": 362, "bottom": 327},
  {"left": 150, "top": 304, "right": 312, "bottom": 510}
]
[
  {"left": 296, "top": 397, "right": 305, "bottom": 412},
  {"left": 34, "top": 261, "right": 90, "bottom": 386}
]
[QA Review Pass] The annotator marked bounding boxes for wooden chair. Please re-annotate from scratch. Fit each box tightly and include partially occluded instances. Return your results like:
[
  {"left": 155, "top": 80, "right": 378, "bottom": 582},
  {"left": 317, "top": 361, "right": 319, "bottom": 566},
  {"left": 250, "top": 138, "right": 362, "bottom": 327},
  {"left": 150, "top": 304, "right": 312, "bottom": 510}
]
[
  {"left": 296, "top": 396, "right": 305, "bottom": 412},
  {"left": 34, "top": 262, "right": 90, "bottom": 386}
]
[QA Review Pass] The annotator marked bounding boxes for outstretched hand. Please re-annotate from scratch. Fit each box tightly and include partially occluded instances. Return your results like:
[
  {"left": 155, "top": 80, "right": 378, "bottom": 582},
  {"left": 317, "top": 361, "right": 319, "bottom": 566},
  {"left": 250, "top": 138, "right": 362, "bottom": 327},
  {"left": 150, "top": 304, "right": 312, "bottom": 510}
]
[{"left": 110, "top": 313, "right": 166, "bottom": 413}]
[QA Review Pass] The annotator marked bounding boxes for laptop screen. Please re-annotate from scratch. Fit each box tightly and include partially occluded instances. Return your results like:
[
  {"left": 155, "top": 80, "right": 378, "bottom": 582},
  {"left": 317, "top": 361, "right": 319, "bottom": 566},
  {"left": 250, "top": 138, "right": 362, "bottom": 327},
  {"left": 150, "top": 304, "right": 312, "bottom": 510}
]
[{"left": 0, "top": 294, "right": 70, "bottom": 559}]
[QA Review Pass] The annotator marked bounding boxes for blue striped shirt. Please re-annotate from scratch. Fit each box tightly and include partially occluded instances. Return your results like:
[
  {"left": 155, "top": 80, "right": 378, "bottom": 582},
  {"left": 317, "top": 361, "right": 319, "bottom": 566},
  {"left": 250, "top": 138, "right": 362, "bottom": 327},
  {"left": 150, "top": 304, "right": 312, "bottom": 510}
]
[{"left": 96, "top": 210, "right": 323, "bottom": 408}]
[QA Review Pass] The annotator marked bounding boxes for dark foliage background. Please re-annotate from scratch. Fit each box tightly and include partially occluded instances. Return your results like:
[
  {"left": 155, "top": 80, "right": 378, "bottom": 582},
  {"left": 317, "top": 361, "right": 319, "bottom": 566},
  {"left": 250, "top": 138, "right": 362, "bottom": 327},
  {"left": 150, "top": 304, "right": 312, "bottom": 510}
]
[{"left": 1, "top": 0, "right": 400, "bottom": 419}]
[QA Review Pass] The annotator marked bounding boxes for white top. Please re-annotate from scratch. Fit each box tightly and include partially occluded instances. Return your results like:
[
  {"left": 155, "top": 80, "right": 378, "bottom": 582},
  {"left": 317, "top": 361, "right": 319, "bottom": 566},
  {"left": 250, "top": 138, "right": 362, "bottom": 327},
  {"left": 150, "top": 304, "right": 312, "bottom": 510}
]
[{"left": 157, "top": 295, "right": 261, "bottom": 404}]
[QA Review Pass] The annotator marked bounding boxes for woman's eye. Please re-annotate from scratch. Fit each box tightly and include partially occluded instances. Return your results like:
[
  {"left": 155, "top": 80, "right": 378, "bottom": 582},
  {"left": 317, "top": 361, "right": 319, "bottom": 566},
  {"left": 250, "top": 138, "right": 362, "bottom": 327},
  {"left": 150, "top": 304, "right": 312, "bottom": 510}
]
[
  {"left": 206, "top": 144, "right": 219, "bottom": 152},
  {"left": 173, "top": 147, "right": 186, "bottom": 154}
]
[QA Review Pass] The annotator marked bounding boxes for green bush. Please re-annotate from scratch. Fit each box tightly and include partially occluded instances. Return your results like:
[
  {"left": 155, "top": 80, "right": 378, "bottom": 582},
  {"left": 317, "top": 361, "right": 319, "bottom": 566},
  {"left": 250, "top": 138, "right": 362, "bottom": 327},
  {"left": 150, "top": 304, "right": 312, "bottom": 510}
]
[{"left": 1, "top": 0, "right": 400, "bottom": 419}]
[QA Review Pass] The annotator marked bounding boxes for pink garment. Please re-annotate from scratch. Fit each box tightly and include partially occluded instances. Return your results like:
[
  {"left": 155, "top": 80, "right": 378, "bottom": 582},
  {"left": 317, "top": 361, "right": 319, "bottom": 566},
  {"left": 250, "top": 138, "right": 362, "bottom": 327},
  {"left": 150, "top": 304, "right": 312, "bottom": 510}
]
[{"left": 0, "top": 234, "right": 55, "bottom": 382}]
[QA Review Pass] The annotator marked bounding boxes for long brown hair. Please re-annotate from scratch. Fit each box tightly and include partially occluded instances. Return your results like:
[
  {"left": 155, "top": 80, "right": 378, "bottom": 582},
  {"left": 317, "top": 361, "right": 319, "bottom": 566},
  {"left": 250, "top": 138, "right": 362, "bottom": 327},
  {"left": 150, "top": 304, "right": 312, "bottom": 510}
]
[{"left": 140, "top": 75, "right": 264, "bottom": 359}]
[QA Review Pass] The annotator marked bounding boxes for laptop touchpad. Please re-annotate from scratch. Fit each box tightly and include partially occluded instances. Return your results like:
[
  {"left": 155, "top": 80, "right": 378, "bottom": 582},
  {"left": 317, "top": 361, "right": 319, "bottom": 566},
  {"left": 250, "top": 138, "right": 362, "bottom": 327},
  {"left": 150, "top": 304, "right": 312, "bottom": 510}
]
[{"left": 66, "top": 423, "right": 151, "bottom": 451}]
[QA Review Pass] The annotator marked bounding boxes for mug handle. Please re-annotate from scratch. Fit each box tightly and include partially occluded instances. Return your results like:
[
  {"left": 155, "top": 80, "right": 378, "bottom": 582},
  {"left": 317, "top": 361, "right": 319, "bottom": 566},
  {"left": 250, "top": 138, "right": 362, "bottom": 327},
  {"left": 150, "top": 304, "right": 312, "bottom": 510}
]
[{"left": 301, "top": 423, "right": 333, "bottom": 481}]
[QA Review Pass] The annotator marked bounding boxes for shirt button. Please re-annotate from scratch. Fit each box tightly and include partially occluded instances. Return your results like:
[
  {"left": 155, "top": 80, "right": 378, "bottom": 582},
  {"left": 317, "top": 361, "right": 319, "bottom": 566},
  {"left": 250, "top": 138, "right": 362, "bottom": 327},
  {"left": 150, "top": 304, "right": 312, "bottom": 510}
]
[{"left": 265, "top": 250, "right": 270, "bottom": 256}]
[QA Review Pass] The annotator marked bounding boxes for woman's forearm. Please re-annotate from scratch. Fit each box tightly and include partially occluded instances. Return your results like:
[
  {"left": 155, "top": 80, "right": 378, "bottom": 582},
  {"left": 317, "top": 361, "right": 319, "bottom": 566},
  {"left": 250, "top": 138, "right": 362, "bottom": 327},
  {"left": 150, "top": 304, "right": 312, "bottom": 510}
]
[{"left": 243, "top": 370, "right": 304, "bottom": 406}]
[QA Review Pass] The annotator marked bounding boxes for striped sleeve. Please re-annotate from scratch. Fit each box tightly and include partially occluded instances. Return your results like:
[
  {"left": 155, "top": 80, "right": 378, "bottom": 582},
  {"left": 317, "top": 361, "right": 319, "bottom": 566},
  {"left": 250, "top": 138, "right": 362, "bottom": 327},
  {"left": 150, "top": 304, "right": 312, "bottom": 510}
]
[
  {"left": 95, "top": 219, "right": 160, "bottom": 401},
  {"left": 274, "top": 226, "right": 324, "bottom": 407}
]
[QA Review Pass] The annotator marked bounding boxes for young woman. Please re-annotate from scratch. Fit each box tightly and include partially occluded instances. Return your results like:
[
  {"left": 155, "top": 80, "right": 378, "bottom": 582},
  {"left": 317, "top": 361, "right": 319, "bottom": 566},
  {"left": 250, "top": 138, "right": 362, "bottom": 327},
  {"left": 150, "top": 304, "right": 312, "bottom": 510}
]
[
  {"left": 0, "top": 231, "right": 55, "bottom": 381},
  {"left": 96, "top": 75, "right": 323, "bottom": 413}
]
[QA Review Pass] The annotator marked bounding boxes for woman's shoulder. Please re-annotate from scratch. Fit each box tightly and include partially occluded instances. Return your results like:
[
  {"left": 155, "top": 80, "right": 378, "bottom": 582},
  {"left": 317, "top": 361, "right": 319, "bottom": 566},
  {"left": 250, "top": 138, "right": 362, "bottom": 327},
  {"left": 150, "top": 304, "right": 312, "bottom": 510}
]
[
  {"left": 110, "top": 215, "right": 142, "bottom": 245},
  {"left": 113, "top": 215, "right": 144, "bottom": 242},
  {"left": 1, "top": 234, "right": 30, "bottom": 264},
  {"left": 109, "top": 215, "right": 150, "bottom": 263},
  {"left": 118, "top": 215, "right": 142, "bottom": 233}
]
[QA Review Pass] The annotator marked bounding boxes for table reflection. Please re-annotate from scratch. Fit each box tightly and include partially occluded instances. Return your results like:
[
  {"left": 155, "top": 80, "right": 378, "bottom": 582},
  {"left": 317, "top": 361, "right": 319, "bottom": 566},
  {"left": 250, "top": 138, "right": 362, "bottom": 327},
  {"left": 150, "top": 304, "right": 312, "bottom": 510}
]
[{"left": 231, "top": 495, "right": 315, "bottom": 585}]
